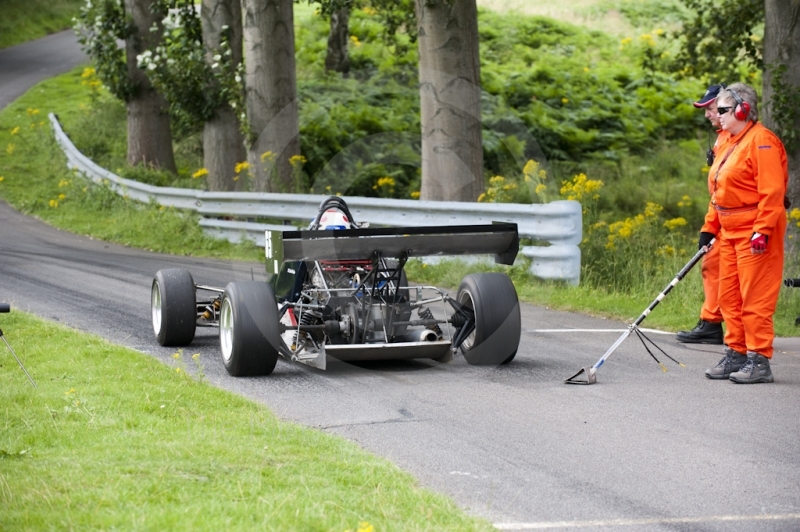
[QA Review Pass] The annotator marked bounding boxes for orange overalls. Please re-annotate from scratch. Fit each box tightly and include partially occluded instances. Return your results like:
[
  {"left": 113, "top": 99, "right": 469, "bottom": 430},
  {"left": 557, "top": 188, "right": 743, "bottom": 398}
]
[
  {"left": 699, "top": 130, "right": 731, "bottom": 324},
  {"left": 702, "top": 122, "right": 788, "bottom": 358}
]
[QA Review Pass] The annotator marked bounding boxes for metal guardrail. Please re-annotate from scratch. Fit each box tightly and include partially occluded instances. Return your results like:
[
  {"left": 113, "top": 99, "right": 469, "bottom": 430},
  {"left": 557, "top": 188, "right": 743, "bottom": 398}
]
[{"left": 50, "top": 113, "right": 582, "bottom": 284}]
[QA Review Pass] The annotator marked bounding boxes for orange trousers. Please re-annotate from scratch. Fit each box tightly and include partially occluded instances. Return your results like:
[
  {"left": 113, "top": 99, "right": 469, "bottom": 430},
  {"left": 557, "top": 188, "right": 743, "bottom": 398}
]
[
  {"left": 717, "top": 210, "right": 786, "bottom": 358},
  {"left": 699, "top": 244, "right": 723, "bottom": 323}
]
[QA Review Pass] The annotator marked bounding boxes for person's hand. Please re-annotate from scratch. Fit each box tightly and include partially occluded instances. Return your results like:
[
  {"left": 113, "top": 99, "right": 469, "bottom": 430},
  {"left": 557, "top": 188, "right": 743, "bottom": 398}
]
[
  {"left": 751, "top": 232, "right": 768, "bottom": 254},
  {"left": 698, "top": 232, "right": 715, "bottom": 250}
]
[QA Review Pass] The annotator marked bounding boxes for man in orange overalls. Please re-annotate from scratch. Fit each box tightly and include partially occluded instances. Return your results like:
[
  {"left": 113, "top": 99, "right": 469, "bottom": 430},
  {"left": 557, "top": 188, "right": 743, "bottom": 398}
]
[
  {"left": 701, "top": 83, "right": 787, "bottom": 384},
  {"left": 676, "top": 84, "right": 730, "bottom": 344}
]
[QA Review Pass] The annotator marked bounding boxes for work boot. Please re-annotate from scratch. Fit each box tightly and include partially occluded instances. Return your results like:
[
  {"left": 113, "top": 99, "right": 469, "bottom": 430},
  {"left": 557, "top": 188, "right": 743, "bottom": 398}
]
[
  {"left": 705, "top": 348, "right": 747, "bottom": 379},
  {"left": 676, "top": 320, "right": 724, "bottom": 344},
  {"left": 729, "top": 352, "right": 774, "bottom": 384}
]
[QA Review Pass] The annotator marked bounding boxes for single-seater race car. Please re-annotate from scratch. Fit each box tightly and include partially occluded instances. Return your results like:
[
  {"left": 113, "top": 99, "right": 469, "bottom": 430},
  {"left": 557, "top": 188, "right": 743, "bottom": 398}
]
[{"left": 150, "top": 196, "right": 522, "bottom": 376}]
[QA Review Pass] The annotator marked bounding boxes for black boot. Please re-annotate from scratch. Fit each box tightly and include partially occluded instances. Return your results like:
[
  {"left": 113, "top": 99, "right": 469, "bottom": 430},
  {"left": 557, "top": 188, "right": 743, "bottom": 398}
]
[{"left": 676, "top": 320, "right": 723, "bottom": 344}]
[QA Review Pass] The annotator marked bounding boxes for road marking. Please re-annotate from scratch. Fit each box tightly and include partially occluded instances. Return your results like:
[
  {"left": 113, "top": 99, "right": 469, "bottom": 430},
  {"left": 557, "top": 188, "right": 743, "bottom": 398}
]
[
  {"left": 528, "top": 328, "right": 673, "bottom": 335},
  {"left": 494, "top": 513, "right": 800, "bottom": 530}
]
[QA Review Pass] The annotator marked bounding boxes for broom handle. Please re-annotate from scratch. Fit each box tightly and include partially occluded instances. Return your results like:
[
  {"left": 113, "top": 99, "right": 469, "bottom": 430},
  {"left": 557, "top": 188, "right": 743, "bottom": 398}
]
[
  {"left": 632, "top": 239, "right": 714, "bottom": 328},
  {"left": 590, "top": 239, "right": 714, "bottom": 372}
]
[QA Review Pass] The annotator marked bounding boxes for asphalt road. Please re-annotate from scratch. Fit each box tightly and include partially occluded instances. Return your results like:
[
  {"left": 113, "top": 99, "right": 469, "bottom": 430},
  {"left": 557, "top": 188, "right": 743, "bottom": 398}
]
[{"left": 3, "top": 32, "right": 800, "bottom": 531}]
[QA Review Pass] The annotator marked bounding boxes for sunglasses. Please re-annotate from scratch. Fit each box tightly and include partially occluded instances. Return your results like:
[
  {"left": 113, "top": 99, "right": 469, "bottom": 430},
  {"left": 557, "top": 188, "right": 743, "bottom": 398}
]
[{"left": 717, "top": 106, "right": 733, "bottom": 115}]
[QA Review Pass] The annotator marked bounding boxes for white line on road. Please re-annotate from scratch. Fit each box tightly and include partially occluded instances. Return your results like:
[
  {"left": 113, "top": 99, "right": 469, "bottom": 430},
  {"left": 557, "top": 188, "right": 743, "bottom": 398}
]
[
  {"left": 528, "top": 328, "right": 673, "bottom": 335},
  {"left": 494, "top": 513, "right": 800, "bottom": 530}
]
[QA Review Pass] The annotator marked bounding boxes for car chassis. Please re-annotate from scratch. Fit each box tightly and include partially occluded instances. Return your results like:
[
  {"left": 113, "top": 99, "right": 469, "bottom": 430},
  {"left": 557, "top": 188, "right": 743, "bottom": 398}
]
[{"left": 151, "top": 197, "right": 522, "bottom": 376}]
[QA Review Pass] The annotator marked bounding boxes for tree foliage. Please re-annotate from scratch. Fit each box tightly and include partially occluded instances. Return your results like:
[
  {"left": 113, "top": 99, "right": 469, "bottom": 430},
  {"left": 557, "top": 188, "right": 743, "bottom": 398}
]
[
  {"left": 672, "top": 0, "right": 764, "bottom": 83},
  {"left": 136, "top": 0, "right": 242, "bottom": 134},
  {"left": 74, "top": 0, "right": 137, "bottom": 101}
]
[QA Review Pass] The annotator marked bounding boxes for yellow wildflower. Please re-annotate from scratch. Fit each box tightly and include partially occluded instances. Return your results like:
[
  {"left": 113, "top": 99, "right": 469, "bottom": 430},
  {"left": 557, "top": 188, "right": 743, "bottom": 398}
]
[
  {"left": 192, "top": 168, "right": 209, "bottom": 179},
  {"left": 410, "top": 191, "right": 420, "bottom": 199},
  {"left": 49, "top": 199, "right": 59, "bottom": 208},
  {"left": 376, "top": 176, "right": 395, "bottom": 187},
  {"left": 350, "top": 35, "right": 362, "bottom": 47},
  {"left": 10, "top": 126, "right": 20, "bottom": 135},
  {"left": 234, "top": 161, "right": 250, "bottom": 174},
  {"left": 663, "top": 217, "right": 687, "bottom": 231},
  {"left": 644, "top": 202, "right": 663, "bottom": 217},
  {"left": 260, "top": 150, "right": 275, "bottom": 162},
  {"left": 289, "top": 154, "right": 307, "bottom": 166}
]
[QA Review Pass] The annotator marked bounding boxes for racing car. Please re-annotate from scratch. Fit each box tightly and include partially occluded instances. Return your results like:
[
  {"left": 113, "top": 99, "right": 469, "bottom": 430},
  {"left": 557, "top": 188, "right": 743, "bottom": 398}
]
[{"left": 150, "top": 196, "right": 522, "bottom": 376}]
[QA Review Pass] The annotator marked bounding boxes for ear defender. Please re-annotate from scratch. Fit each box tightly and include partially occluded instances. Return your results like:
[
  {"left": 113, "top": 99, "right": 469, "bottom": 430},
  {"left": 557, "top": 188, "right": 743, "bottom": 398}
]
[{"left": 730, "top": 89, "right": 751, "bottom": 121}]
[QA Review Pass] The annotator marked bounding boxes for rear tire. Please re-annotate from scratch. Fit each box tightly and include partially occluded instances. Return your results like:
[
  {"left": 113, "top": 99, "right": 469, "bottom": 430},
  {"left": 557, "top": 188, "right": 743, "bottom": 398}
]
[
  {"left": 457, "top": 273, "right": 521, "bottom": 365},
  {"left": 152, "top": 269, "right": 196, "bottom": 346},
  {"left": 219, "top": 281, "right": 280, "bottom": 376}
]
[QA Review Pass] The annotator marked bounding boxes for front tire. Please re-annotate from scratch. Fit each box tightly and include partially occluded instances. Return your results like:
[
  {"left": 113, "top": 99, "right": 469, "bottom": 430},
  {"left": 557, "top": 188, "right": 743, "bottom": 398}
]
[
  {"left": 152, "top": 269, "right": 196, "bottom": 346},
  {"left": 219, "top": 281, "right": 280, "bottom": 376},
  {"left": 457, "top": 273, "right": 521, "bottom": 365}
]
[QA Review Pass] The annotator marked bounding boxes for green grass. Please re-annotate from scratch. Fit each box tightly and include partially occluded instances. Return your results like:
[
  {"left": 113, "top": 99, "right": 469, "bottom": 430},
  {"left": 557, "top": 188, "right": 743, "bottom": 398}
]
[
  {"left": 0, "top": 310, "right": 492, "bottom": 531},
  {"left": 0, "top": 67, "right": 262, "bottom": 262},
  {"left": 0, "top": 0, "right": 84, "bottom": 49}
]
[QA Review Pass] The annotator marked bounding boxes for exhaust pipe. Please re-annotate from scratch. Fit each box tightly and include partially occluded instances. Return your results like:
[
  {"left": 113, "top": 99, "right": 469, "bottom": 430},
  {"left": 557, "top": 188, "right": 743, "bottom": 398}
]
[{"left": 398, "top": 329, "right": 440, "bottom": 343}]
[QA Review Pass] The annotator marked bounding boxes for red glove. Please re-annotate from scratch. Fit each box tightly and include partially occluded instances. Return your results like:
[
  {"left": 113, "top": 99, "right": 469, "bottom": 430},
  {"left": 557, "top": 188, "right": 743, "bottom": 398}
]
[{"left": 751, "top": 232, "right": 768, "bottom": 254}]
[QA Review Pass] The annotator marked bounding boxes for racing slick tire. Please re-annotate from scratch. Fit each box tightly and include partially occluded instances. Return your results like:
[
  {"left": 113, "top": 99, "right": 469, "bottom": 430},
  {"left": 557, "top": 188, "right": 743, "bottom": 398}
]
[
  {"left": 456, "top": 273, "right": 521, "bottom": 365},
  {"left": 152, "top": 268, "right": 196, "bottom": 347},
  {"left": 219, "top": 281, "right": 280, "bottom": 377}
]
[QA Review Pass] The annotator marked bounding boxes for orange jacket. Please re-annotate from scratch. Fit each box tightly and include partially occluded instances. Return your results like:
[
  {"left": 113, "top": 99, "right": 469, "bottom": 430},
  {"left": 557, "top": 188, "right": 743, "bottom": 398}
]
[{"left": 703, "top": 122, "right": 788, "bottom": 237}]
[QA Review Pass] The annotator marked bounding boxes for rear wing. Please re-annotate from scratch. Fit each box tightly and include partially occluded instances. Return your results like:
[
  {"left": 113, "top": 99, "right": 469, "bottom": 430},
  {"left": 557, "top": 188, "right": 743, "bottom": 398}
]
[{"left": 265, "top": 223, "right": 519, "bottom": 274}]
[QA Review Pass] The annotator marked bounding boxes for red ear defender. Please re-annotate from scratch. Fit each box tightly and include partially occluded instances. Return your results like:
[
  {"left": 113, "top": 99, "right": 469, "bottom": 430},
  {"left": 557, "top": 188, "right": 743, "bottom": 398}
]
[{"left": 730, "top": 89, "right": 751, "bottom": 120}]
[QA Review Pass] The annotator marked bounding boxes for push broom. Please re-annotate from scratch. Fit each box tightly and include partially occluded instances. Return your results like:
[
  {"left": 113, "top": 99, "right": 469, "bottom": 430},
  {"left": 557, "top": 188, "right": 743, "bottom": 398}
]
[{"left": 564, "top": 239, "right": 715, "bottom": 385}]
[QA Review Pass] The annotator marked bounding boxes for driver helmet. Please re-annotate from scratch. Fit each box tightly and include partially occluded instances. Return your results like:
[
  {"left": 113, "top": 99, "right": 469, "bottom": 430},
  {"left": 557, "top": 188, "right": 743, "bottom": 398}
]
[{"left": 318, "top": 209, "right": 350, "bottom": 230}]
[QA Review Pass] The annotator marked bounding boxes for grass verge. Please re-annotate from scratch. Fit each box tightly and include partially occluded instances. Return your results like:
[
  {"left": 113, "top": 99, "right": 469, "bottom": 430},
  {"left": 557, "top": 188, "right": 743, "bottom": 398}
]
[
  {"left": 0, "top": 309, "right": 492, "bottom": 531},
  {"left": 0, "top": 0, "right": 84, "bottom": 49},
  {"left": 0, "top": 67, "right": 262, "bottom": 262}
]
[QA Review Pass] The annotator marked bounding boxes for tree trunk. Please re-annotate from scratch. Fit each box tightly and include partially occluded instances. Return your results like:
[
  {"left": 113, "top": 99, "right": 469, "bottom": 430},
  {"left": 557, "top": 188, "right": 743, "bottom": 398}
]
[
  {"left": 414, "top": 0, "right": 483, "bottom": 202},
  {"left": 762, "top": 0, "right": 800, "bottom": 214},
  {"left": 123, "top": 0, "right": 177, "bottom": 172},
  {"left": 325, "top": 6, "right": 350, "bottom": 75},
  {"left": 242, "top": 0, "right": 301, "bottom": 192},
  {"left": 202, "top": 0, "right": 246, "bottom": 191}
]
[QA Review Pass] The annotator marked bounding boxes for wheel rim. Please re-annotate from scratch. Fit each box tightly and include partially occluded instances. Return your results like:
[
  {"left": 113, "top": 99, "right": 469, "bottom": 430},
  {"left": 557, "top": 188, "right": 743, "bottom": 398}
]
[
  {"left": 151, "top": 281, "right": 162, "bottom": 335},
  {"left": 220, "top": 297, "right": 234, "bottom": 364},
  {"left": 458, "top": 290, "right": 476, "bottom": 351}
]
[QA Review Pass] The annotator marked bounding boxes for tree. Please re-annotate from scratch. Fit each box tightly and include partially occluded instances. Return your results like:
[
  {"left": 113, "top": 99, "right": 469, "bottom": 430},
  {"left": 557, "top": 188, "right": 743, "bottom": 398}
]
[
  {"left": 201, "top": 0, "right": 247, "bottom": 191},
  {"left": 675, "top": 0, "right": 800, "bottom": 211},
  {"left": 414, "top": 0, "right": 483, "bottom": 202},
  {"left": 762, "top": 1, "right": 800, "bottom": 213},
  {"left": 75, "top": 0, "right": 177, "bottom": 173},
  {"left": 123, "top": 0, "right": 178, "bottom": 172},
  {"left": 242, "top": 0, "right": 301, "bottom": 192},
  {"left": 322, "top": 2, "right": 351, "bottom": 75}
]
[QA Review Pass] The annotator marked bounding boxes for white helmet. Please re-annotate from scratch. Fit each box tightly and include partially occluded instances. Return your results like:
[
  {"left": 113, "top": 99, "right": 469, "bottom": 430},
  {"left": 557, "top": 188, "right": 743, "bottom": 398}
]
[{"left": 318, "top": 209, "right": 350, "bottom": 230}]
